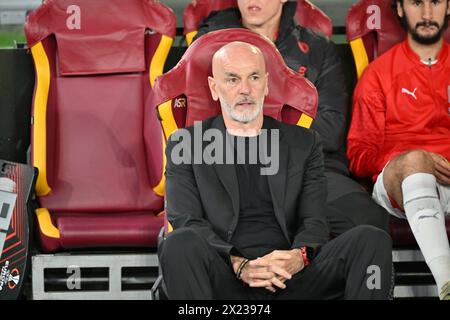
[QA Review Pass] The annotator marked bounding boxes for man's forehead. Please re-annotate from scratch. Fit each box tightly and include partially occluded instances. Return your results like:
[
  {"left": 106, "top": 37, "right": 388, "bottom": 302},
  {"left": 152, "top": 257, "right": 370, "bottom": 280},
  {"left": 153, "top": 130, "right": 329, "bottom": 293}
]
[
  {"left": 212, "top": 41, "right": 266, "bottom": 76},
  {"left": 216, "top": 53, "right": 265, "bottom": 73},
  {"left": 220, "top": 59, "right": 265, "bottom": 75}
]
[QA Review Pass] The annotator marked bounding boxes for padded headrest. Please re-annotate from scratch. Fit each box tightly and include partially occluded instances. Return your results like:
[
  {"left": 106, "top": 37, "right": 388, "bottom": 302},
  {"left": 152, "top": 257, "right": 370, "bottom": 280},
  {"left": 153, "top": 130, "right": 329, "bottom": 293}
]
[
  {"left": 295, "top": 0, "right": 333, "bottom": 38},
  {"left": 184, "top": 0, "right": 237, "bottom": 35},
  {"left": 347, "top": 0, "right": 450, "bottom": 57},
  {"left": 153, "top": 28, "right": 318, "bottom": 126},
  {"left": 25, "top": 0, "right": 176, "bottom": 76},
  {"left": 183, "top": 0, "right": 333, "bottom": 38}
]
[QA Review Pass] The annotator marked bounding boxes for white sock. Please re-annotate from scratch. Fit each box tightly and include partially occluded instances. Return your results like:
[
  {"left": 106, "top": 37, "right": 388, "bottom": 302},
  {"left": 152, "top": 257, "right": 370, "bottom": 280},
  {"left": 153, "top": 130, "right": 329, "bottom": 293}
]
[{"left": 402, "top": 173, "right": 450, "bottom": 291}]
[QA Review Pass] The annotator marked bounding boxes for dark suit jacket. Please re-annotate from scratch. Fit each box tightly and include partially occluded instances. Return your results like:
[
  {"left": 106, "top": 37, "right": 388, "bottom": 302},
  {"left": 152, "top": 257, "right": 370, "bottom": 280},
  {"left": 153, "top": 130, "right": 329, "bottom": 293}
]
[{"left": 164, "top": 115, "right": 330, "bottom": 261}]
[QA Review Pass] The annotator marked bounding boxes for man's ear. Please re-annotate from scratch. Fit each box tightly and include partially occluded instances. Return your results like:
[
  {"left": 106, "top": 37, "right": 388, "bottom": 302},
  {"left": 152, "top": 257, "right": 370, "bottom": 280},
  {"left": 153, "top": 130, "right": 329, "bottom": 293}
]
[
  {"left": 208, "top": 76, "right": 219, "bottom": 101},
  {"left": 397, "top": 1, "right": 404, "bottom": 18}
]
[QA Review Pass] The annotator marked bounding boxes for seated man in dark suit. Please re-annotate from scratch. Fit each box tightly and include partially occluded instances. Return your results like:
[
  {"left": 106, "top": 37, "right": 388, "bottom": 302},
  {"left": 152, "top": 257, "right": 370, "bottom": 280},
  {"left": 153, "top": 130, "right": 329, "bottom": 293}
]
[
  {"left": 193, "top": 0, "right": 389, "bottom": 235},
  {"left": 159, "top": 41, "right": 393, "bottom": 300}
]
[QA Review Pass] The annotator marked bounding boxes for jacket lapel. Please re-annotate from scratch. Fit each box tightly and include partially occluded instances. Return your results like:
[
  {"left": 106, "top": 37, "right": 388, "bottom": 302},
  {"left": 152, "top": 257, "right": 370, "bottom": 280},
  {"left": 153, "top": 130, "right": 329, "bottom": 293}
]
[
  {"left": 210, "top": 116, "right": 240, "bottom": 219},
  {"left": 264, "top": 118, "right": 290, "bottom": 242},
  {"left": 209, "top": 116, "right": 290, "bottom": 242}
]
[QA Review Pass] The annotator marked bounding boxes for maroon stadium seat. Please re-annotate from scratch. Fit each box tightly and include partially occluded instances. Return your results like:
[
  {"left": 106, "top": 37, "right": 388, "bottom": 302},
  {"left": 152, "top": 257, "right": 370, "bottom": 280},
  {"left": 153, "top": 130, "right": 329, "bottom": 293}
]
[
  {"left": 346, "top": 0, "right": 450, "bottom": 246},
  {"left": 152, "top": 28, "right": 318, "bottom": 232},
  {"left": 390, "top": 218, "right": 450, "bottom": 247},
  {"left": 183, "top": 0, "right": 333, "bottom": 46},
  {"left": 24, "top": 0, "right": 176, "bottom": 252}
]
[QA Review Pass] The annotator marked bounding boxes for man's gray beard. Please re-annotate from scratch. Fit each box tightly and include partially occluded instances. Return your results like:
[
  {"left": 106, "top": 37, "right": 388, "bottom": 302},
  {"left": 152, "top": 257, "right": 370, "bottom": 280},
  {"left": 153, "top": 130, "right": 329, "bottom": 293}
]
[{"left": 219, "top": 95, "right": 264, "bottom": 124}]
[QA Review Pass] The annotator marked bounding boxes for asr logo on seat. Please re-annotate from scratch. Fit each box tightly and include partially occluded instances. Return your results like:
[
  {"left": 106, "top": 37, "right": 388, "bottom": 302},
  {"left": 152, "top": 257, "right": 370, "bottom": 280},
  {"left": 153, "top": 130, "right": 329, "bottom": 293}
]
[
  {"left": 66, "top": 5, "right": 81, "bottom": 30},
  {"left": 174, "top": 97, "right": 187, "bottom": 109}
]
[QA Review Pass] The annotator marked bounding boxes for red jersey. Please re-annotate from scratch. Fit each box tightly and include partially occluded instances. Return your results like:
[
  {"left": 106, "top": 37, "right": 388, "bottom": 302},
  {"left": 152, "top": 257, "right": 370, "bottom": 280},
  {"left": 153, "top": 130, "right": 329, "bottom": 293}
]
[{"left": 348, "top": 40, "right": 450, "bottom": 181}]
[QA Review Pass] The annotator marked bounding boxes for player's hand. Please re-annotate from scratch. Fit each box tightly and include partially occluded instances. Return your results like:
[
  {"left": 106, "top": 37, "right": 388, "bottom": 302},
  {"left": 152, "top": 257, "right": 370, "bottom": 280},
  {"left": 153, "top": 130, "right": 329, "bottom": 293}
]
[{"left": 429, "top": 152, "right": 450, "bottom": 185}]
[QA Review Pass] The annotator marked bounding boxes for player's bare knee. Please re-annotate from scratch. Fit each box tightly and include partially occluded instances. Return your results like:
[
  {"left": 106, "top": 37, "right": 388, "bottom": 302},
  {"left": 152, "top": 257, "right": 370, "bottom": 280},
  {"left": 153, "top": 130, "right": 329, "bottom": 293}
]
[{"left": 395, "top": 149, "right": 434, "bottom": 178}]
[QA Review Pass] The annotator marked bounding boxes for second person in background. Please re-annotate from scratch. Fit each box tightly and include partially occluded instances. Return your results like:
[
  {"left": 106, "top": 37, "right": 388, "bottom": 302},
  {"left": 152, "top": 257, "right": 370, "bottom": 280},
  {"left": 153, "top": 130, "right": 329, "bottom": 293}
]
[{"left": 193, "top": 0, "right": 389, "bottom": 235}]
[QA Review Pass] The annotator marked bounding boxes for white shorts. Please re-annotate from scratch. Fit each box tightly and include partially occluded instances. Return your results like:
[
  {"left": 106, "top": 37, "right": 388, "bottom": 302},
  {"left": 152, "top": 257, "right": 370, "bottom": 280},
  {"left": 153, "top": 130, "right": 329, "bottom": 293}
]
[{"left": 372, "top": 167, "right": 450, "bottom": 219}]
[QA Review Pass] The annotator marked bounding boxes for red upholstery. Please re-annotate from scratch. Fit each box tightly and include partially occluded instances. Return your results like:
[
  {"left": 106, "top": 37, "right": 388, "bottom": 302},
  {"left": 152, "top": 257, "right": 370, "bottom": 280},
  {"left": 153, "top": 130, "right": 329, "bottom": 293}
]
[
  {"left": 183, "top": 0, "right": 333, "bottom": 40},
  {"left": 56, "top": 212, "right": 164, "bottom": 249},
  {"left": 390, "top": 218, "right": 450, "bottom": 247},
  {"left": 25, "top": 0, "right": 176, "bottom": 252},
  {"left": 295, "top": 0, "right": 333, "bottom": 38},
  {"left": 183, "top": 0, "right": 236, "bottom": 36},
  {"left": 26, "top": 0, "right": 176, "bottom": 75},
  {"left": 346, "top": 0, "right": 450, "bottom": 245},
  {"left": 153, "top": 28, "right": 318, "bottom": 132},
  {"left": 347, "top": 0, "right": 450, "bottom": 62}
]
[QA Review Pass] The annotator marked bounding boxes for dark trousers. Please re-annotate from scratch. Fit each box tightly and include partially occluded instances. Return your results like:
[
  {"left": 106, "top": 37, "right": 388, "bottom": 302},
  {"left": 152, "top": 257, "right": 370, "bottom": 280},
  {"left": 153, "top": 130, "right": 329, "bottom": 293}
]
[
  {"left": 325, "top": 172, "right": 390, "bottom": 236},
  {"left": 159, "top": 225, "right": 393, "bottom": 300}
]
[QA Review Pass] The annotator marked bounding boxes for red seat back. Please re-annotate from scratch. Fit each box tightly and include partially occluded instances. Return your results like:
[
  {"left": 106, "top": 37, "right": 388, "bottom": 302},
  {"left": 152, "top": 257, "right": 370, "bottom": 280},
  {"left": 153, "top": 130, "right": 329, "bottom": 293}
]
[
  {"left": 183, "top": 0, "right": 333, "bottom": 45},
  {"left": 153, "top": 28, "right": 318, "bottom": 142},
  {"left": 295, "top": 0, "right": 333, "bottom": 38},
  {"left": 152, "top": 29, "right": 318, "bottom": 234},
  {"left": 25, "top": 0, "right": 176, "bottom": 251},
  {"left": 346, "top": 0, "right": 450, "bottom": 78}
]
